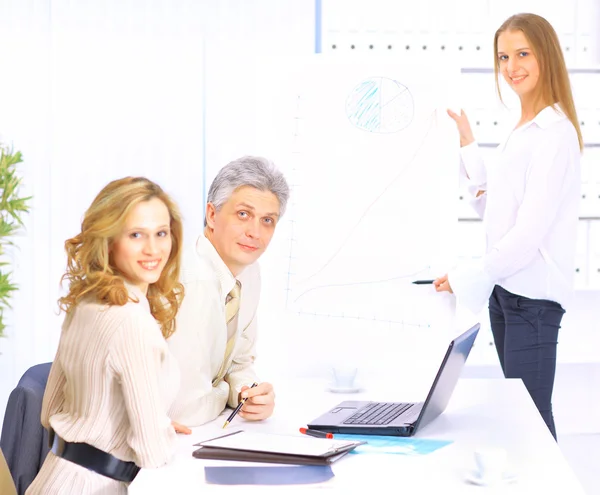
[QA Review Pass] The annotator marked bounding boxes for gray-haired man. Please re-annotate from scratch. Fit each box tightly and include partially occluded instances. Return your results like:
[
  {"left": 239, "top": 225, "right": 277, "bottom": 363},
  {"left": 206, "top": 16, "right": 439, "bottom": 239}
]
[{"left": 168, "top": 156, "right": 290, "bottom": 427}]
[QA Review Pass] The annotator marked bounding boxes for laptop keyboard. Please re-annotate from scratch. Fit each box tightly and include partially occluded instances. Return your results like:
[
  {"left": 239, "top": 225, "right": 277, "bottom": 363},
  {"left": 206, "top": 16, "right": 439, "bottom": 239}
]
[{"left": 343, "top": 402, "right": 413, "bottom": 425}]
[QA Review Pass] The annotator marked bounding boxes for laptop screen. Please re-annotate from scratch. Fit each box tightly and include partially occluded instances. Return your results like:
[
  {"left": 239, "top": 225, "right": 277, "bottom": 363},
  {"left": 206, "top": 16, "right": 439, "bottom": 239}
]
[{"left": 412, "top": 324, "right": 480, "bottom": 433}]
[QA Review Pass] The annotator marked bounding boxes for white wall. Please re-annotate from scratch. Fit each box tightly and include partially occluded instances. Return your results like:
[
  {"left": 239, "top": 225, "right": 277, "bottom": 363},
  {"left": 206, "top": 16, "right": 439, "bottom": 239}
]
[
  {"left": 201, "top": 0, "right": 315, "bottom": 182},
  {"left": 0, "top": 0, "right": 207, "bottom": 422},
  {"left": 0, "top": 0, "right": 53, "bottom": 424}
]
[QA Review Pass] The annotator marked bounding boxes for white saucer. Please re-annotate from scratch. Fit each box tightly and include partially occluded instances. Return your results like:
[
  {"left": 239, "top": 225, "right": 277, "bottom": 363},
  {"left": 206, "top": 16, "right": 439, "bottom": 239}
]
[
  {"left": 327, "top": 384, "right": 362, "bottom": 394},
  {"left": 465, "top": 470, "right": 518, "bottom": 487}
]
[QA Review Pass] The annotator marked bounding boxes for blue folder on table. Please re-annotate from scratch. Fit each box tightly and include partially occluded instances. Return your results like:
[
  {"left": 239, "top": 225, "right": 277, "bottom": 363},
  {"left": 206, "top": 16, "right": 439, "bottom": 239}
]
[{"left": 205, "top": 465, "right": 334, "bottom": 485}]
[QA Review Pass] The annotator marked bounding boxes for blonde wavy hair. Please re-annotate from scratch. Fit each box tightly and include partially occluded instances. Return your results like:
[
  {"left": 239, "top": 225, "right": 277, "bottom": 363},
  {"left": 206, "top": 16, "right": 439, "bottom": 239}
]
[
  {"left": 494, "top": 13, "right": 584, "bottom": 151},
  {"left": 59, "top": 177, "right": 184, "bottom": 338}
]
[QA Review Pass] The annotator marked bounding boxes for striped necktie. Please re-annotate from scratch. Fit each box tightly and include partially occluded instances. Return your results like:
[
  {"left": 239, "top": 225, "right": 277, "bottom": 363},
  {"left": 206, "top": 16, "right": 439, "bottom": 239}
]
[
  {"left": 212, "top": 280, "right": 242, "bottom": 387},
  {"left": 225, "top": 280, "right": 241, "bottom": 324}
]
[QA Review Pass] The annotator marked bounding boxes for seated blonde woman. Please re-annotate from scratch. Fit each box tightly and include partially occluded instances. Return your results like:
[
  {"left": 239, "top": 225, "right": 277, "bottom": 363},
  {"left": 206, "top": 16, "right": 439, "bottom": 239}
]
[{"left": 26, "top": 177, "right": 189, "bottom": 495}]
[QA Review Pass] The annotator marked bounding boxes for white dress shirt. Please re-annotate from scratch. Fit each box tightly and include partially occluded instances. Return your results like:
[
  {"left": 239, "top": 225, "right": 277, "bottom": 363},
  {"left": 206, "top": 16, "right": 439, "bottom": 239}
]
[
  {"left": 167, "top": 234, "right": 261, "bottom": 427},
  {"left": 449, "top": 105, "right": 581, "bottom": 313}
]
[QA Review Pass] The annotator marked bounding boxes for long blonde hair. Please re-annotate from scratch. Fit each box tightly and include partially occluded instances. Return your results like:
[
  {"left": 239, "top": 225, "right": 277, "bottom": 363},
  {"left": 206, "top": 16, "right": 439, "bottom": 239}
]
[
  {"left": 494, "top": 13, "right": 583, "bottom": 151},
  {"left": 59, "top": 177, "right": 184, "bottom": 338}
]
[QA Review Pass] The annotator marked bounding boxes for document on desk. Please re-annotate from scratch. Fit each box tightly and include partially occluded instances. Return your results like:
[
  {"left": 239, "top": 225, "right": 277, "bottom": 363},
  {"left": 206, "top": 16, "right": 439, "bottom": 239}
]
[
  {"left": 334, "top": 434, "right": 452, "bottom": 455},
  {"left": 193, "top": 430, "right": 365, "bottom": 465}
]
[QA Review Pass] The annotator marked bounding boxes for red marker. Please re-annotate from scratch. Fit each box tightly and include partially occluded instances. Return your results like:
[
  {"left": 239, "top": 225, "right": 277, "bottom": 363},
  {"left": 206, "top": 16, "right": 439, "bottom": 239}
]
[{"left": 299, "top": 427, "right": 333, "bottom": 439}]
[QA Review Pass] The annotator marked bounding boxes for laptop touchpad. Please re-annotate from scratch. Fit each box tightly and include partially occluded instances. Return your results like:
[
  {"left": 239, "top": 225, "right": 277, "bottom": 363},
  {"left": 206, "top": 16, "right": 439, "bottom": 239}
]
[{"left": 331, "top": 407, "right": 357, "bottom": 413}]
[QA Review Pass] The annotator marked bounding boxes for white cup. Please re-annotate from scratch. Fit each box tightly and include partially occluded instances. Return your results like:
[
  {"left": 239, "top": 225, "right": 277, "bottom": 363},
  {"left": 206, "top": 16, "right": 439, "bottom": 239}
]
[
  {"left": 474, "top": 448, "right": 508, "bottom": 484},
  {"left": 331, "top": 367, "right": 358, "bottom": 389},
  {"left": 475, "top": 448, "right": 507, "bottom": 484}
]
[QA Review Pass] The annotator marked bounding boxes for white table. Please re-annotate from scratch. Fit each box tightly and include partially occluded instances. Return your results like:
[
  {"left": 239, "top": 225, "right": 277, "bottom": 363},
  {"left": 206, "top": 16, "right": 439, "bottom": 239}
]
[{"left": 130, "top": 378, "right": 585, "bottom": 494}]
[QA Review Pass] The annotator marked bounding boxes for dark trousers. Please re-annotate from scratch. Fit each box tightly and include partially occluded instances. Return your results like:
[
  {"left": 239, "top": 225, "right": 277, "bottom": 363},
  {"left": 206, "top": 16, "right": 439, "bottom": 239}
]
[{"left": 488, "top": 285, "right": 565, "bottom": 441}]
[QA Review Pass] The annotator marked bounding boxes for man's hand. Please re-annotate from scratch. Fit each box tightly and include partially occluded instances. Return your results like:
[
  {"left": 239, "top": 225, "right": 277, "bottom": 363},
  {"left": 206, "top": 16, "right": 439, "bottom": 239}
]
[
  {"left": 171, "top": 421, "right": 191, "bottom": 435},
  {"left": 433, "top": 274, "right": 453, "bottom": 293},
  {"left": 238, "top": 382, "right": 275, "bottom": 421}
]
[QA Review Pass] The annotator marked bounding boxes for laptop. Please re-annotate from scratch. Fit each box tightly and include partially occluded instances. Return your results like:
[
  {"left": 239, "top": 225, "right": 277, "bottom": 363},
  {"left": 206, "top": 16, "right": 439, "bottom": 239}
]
[{"left": 307, "top": 324, "right": 480, "bottom": 437}]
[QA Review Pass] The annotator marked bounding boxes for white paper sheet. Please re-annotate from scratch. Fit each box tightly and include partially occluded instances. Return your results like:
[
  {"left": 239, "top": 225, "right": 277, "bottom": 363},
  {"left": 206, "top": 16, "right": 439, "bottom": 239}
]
[{"left": 201, "top": 431, "right": 359, "bottom": 457}]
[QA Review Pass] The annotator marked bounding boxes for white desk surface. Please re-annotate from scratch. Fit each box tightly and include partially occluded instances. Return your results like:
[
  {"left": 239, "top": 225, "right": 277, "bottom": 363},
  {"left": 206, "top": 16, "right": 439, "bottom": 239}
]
[{"left": 130, "top": 378, "right": 585, "bottom": 494}]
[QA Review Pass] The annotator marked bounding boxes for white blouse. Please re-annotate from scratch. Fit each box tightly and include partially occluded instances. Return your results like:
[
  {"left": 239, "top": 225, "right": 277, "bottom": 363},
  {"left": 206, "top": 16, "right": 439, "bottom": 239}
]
[{"left": 449, "top": 105, "right": 581, "bottom": 313}]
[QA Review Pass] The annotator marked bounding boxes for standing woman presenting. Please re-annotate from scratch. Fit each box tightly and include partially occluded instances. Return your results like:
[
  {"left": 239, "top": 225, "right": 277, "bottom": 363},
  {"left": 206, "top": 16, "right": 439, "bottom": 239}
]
[{"left": 434, "top": 13, "right": 583, "bottom": 440}]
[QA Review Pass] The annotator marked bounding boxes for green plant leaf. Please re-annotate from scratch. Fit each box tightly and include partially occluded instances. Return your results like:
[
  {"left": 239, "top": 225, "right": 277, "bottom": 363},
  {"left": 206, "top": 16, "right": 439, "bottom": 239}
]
[{"left": 0, "top": 143, "right": 31, "bottom": 335}]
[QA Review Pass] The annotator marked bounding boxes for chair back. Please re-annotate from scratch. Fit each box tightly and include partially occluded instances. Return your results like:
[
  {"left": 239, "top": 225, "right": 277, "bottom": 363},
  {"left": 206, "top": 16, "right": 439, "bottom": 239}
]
[{"left": 0, "top": 363, "right": 52, "bottom": 495}]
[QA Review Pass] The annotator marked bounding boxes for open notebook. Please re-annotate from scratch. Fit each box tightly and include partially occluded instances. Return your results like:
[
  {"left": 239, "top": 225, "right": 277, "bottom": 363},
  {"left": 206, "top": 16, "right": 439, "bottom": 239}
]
[{"left": 192, "top": 430, "right": 365, "bottom": 465}]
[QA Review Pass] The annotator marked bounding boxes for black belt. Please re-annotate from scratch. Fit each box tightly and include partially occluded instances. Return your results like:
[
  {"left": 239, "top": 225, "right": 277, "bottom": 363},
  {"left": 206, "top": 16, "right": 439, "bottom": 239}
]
[{"left": 49, "top": 429, "right": 140, "bottom": 483}]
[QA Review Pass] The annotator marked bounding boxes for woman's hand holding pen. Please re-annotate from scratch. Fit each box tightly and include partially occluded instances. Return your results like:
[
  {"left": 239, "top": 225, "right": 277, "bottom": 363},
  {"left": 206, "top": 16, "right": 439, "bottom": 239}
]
[
  {"left": 447, "top": 109, "right": 475, "bottom": 148},
  {"left": 433, "top": 274, "right": 453, "bottom": 293},
  {"left": 238, "top": 382, "right": 275, "bottom": 420}
]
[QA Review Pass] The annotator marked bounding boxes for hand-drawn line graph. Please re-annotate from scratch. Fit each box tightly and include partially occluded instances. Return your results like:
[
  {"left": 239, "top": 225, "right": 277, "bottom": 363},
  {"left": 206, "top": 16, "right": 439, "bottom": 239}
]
[
  {"left": 293, "top": 265, "right": 431, "bottom": 304},
  {"left": 279, "top": 77, "right": 442, "bottom": 330},
  {"left": 345, "top": 77, "right": 415, "bottom": 133},
  {"left": 296, "top": 110, "right": 437, "bottom": 289}
]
